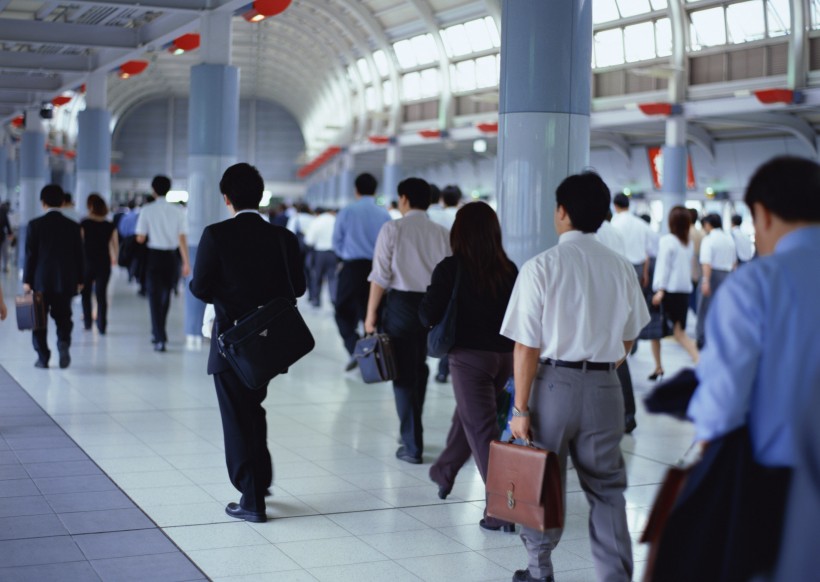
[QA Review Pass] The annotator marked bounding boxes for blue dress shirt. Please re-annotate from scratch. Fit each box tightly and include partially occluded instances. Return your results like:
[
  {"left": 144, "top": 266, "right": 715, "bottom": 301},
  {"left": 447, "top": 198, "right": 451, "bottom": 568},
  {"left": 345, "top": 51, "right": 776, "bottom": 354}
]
[
  {"left": 688, "top": 226, "right": 820, "bottom": 467},
  {"left": 331, "top": 196, "right": 391, "bottom": 261}
]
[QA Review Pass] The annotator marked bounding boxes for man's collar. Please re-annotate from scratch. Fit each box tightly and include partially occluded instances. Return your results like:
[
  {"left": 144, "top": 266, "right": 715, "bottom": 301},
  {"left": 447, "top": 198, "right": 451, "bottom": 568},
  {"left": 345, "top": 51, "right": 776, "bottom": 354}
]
[
  {"left": 234, "top": 209, "right": 260, "bottom": 218},
  {"left": 558, "top": 230, "right": 588, "bottom": 243}
]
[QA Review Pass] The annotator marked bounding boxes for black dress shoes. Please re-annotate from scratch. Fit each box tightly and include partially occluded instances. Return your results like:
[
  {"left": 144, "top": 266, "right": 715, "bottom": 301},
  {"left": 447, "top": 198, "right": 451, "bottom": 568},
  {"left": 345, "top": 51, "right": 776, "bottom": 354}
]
[
  {"left": 34, "top": 359, "right": 48, "bottom": 369},
  {"left": 153, "top": 342, "right": 166, "bottom": 352},
  {"left": 429, "top": 467, "right": 452, "bottom": 499},
  {"left": 344, "top": 357, "right": 358, "bottom": 372},
  {"left": 480, "top": 518, "right": 516, "bottom": 533},
  {"left": 395, "top": 446, "right": 422, "bottom": 465},
  {"left": 624, "top": 416, "right": 637, "bottom": 434},
  {"left": 225, "top": 502, "right": 266, "bottom": 523},
  {"left": 512, "top": 569, "right": 554, "bottom": 582},
  {"left": 58, "top": 349, "right": 71, "bottom": 369}
]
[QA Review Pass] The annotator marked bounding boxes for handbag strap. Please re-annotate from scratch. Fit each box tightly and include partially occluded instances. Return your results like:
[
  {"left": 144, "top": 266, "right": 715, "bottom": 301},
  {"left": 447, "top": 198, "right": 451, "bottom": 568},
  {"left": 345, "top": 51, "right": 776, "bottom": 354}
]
[{"left": 277, "top": 233, "right": 297, "bottom": 304}]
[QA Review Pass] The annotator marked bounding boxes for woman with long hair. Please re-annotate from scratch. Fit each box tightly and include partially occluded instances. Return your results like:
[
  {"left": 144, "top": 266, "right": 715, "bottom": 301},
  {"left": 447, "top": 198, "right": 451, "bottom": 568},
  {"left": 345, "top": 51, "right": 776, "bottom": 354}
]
[
  {"left": 419, "top": 201, "right": 518, "bottom": 532},
  {"left": 649, "top": 205, "right": 699, "bottom": 377},
  {"left": 81, "top": 193, "right": 118, "bottom": 334}
]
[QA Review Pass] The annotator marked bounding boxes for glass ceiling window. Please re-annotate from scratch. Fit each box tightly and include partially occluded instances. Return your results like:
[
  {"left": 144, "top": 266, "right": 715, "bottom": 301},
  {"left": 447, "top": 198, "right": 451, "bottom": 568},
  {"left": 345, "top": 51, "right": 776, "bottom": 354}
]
[
  {"left": 726, "top": 0, "right": 766, "bottom": 42},
  {"left": 373, "top": 50, "right": 389, "bottom": 78},
  {"left": 441, "top": 17, "right": 501, "bottom": 59},
  {"left": 624, "top": 21, "right": 655, "bottom": 62},
  {"left": 594, "top": 28, "right": 625, "bottom": 67},
  {"left": 618, "top": 0, "right": 651, "bottom": 18},
  {"left": 690, "top": 7, "right": 726, "bottom": 49},
  {"left": 767, "top": 0, "right": 790, "bottom": 36},
  {"left": 383, "top": 80, "right": 393, "bottom": 106},
  {"left": 356, "top": 58, "right": 371, "bottom": 85},
  {"left": 655, "top": 18, "right": 673, "bottom": 57},
  {"left": 394, "top": 34, "right": 437, "bottom": 69},
  {"left": 593, "top": 0, "right": 621, "bottom": 24}
]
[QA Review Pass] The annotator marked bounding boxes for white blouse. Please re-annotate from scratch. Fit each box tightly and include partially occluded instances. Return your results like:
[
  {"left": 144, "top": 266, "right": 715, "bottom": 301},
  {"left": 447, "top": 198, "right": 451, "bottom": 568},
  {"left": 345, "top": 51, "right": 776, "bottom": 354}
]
[{"left": 653, "top": 234, "right": 694, "bottom": 293}]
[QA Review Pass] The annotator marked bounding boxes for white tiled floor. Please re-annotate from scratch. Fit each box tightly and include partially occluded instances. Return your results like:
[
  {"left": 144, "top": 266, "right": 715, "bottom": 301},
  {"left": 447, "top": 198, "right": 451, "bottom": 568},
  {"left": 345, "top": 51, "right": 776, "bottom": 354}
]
[{"left": 0, "top": 269, "right": 696, "bottom": 581}]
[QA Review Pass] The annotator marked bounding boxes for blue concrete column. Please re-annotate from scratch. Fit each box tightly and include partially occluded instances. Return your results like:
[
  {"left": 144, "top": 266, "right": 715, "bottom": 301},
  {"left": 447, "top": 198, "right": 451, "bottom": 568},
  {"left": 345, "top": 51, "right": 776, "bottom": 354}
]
[
  {"left": 77, "top": 72, "right": 111, "bottom": 205},
  {"left": 0, "top": 143, "right": 8, "bottom": 202},
  {"left": 19, "top": 109, "right": 48, "bottom": 269},
  {"left": 7, "top": 147, "right": 18, "bottom": 210},
  {"left": 382, "top": 144, "right": 402, "bottom": 204},
  {"left": 496, "top": 0, "right": 592, "bottom": 267},
  {"left": 185, "top": 12, "right": 238, "bottom": 342},
  {"left": 338, "top": 152, "right": 354, "bottom": 208},
  {"left": 660, "top": 116, "right": 687, "bottom": 233}
]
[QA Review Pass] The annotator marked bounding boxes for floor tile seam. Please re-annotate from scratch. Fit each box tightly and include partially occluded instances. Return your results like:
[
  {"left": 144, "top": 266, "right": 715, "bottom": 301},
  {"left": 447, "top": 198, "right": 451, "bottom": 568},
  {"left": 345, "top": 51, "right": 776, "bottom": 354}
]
[
  {"left": 622, "top": 449, "right": 680, "bottom": 467},
  {"left": 352, "top": 530, "right": 476, "bottom": 559},
  {"left": 0, "top": 364, "right": 211, "bottom": 581}
]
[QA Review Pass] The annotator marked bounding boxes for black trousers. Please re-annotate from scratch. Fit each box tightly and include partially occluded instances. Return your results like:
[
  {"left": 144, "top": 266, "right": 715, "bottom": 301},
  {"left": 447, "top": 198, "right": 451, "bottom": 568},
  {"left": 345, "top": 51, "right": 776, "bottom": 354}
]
[
  {"left": 32, "top": 292, "right": 73, "bottom": 360},
  {"left": 309, "top": 250, "right": 338, "bottom": 306},
  {"left": 145, "top": 249, "right": 177, "bottom": 343},
  {"left": 213, "top": 369, "right": 272, "bottom": 513},
  {"left": 82, "top": 263, "right": 111, "bottom": 333},
  {"left": 334, "top": 259, "right": 372, "bottom": 355},
  {"left": 383, "top": 290, "right": 429, "bottom": 459}
]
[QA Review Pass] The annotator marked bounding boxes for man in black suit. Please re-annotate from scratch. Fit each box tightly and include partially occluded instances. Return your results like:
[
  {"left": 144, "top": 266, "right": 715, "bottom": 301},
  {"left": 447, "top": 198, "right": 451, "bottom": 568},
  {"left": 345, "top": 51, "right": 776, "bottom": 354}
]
[
  {"left": 23, "top": 184, "right": 84, "bottom": 369},
  {"left": 190, "top": 163, "right": 305, "bottom": 523}
]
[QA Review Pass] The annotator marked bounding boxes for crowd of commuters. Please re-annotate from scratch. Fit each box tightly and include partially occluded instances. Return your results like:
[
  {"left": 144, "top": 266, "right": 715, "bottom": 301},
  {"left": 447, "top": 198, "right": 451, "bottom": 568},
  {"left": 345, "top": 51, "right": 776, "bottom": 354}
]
[{"left": 3, "top": 153, "right": 816, "bottom": 581}]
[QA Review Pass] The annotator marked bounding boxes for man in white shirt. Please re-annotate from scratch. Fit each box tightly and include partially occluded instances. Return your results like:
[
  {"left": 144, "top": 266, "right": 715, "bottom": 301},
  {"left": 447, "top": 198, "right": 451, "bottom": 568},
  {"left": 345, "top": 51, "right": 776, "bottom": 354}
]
[
  {"left": 696, "top": 213, "right": 736, "bottom": 348},
  {"left": 136, "top": 175, "right": 190, "bottom": 352},
  {"left": 303, "top": 208, "right": 337, "bottom": 307},
  {"left": 502, "top": 172, "right": 649, "bottom": 582},
  {"left": 429, "top": 184, "right": 460, "bottom": 231},
  {"left": 730, "top": 214, "right": 755, "bottom": 264},
  {"left": 611, "top": 193, "right": 652, "bottom": 287},
  {"left": 364, "top": 178, "right": 450, "bottom": 464}
]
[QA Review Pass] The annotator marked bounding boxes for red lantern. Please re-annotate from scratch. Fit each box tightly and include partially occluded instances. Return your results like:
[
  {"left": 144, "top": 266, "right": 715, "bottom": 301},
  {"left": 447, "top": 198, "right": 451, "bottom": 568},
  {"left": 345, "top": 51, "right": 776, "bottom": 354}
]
[
  {"left": 119, "top": 60, "right": 149, "bottom": 79},
  {"left": 11, "top": 115, "right": 24, "bottom": 128},
  {"left": 368, "top": 135, "right": 391, "bottom": 145},
  {"left": 418, "top": 129, "right": 441, "bottom": 139},
  {"left": 638, "top": 102, "right": 673, "bottom": 116},
  {"left": 52, "top": 96, "right": 72, "bottom": 107},
  {"left": 476, "top": 121, "right": 498, "bottom": 133},
  {"left": 754, "top": 88, "right": 795, "bottom": 105},
  {"left": 172, "top": 33, "right": 200, "bottom": 52}
]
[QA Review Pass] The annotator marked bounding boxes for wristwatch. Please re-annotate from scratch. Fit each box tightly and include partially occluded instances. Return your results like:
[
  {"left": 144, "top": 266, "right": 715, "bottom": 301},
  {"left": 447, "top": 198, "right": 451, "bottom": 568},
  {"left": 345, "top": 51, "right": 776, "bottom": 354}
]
[{"left": 512, "top": 406, "right": 530, "bottom": 418}]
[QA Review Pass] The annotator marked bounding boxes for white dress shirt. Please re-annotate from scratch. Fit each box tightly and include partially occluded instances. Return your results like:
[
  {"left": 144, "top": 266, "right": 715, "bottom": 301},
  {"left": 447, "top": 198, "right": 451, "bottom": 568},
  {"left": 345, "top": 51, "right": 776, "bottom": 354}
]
[
  {"left": 287, "top": 212, "right": 315, "bottom": 236},
  {"left": 653, "top": 234, "right": 694, "bottom": 293},
  {"left": 731, "top": 227, "right": 755, "bottom": 262},
  {"left": 700, "top": 229, "right": 737, "bottom": 271},
  {"left": 611, "top": 211, "right": 652, "bottom": 265},
  {"left": 429, "top": 206, "right": 458, "bottom": 231},
  {"left": 596, "top": 220, "right": 626, "bottom": 257},
  {"left": 500, "top": 231, "right": 650, "bottom": 362},
  {"left": 368, "top": 210, "right": 450, "bottom": 292},
  {"left": 304, "top": 212, "right": 336, "bottom": 251},
  {"left": 135, "top": 197, "right": 188, "bottom": 250}
]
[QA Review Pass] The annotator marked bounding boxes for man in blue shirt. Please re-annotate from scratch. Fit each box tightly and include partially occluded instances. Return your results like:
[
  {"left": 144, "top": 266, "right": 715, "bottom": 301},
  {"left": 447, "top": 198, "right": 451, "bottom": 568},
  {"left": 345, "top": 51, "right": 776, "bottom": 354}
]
[
  {"left": 332, "top": 173, "right": 391, "bottom": 371},
  {"left": 687, "top": 156, "right": 820, "bottom": 578}
]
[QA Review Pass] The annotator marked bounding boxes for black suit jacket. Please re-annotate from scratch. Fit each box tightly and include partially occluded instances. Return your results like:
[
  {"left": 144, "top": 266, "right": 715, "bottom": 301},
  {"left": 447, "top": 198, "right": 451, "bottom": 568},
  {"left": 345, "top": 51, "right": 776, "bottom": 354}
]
[
  {"left": 189, "top": 212, "right": 306, "bottom": 375},
  {"left": 24, "top": 210, "right": 84, "bottom": 295}
]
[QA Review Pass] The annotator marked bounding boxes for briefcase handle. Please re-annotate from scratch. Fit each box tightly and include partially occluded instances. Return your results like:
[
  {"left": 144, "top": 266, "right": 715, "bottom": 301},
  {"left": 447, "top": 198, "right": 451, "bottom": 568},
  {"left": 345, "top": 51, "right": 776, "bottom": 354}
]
[{"left": 504, "top": 436, "right": 537, "bottom": 448}]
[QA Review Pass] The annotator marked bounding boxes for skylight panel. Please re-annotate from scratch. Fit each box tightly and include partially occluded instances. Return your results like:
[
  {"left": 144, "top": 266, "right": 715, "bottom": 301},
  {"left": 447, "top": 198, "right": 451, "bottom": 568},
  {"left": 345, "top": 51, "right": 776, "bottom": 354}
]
[
  {"left": 373, "top": 50, "right": 389, "bottom": 77},
  {"left": 593, "top": 0, "right": 621, "bottom": 24},
  {"left": 655, "top": 18, "right": 673, "bottom": 57},
  {"left": 441, "top": 24, "right": 472, "bottom": 57},
  {"left": 411, "top": 34, "right": 438, "bottom": 66},
  {"left": 475, "top": 55, "right": 498, "bottom": 88},
  {"left": 617, "top": 0, "right": 651, "bottom": 18},
  {"left": 624, "top": 21, "right": 656, "bottom": 61},
  {"left": 357, "top": 58, "right": 371, "bottom": 84},
  {"left": 690, "top": 7, "right": 727, "bottom": 50},
  {"left": 594, "top": 28, "right": 625, "bottom": 67},
  {"left": 419, "top": 68, "right": 439, "bottom": 98},
  {"left": 402, "top": 71, "right": 421, "bottom": 100},
  {"left": 484, "top": 17, "right": 501, "bottom": 47},
  {"left": 394, "top": 39, "right": 417, "bottom": 69},
  {"left": 464, "top": 18, "right": 494, "bottom": 52},
  {"left": 766, "top": 0, "right": 790, "bottom": 36}
]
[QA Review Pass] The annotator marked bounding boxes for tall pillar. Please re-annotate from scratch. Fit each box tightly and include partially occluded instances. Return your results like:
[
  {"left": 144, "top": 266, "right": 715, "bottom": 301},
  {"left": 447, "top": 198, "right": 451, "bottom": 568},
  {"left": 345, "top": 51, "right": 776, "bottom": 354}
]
[
  {"left": 382, "top": 144, "right": 402, "bottom": 204},
  {"left": 77, "top": 71, "right": 112, "bottom": 205},
  {"left": 19, "top": 108, "right": 48, "bottom": 269},
  {"left": 7, "top": 146, "right": 19, "bottom": 210},
  {"left": 660, "top": 116, "right": 687, "bottom": 233},
  {"left": 185, "top": 11, "right": 238, "bottom": 342},
  {"left": 496, "top": 0, "right": 592, "bottom": 267},
  {"left": 338, "top": 151, "right": 354, "bottom": 207},
  {"left": 0, "top": 142, "right": 8, "bottom": 202}
]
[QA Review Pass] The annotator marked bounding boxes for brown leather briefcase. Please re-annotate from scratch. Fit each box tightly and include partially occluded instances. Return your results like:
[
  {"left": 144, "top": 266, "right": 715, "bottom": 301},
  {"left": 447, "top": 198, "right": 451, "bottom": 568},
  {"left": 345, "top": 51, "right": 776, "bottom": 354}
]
[
  {"left": 486, "top": 439, "right": 563, "bottom": 531},
  {"left": 15, "top": 292, "right": 46, "bottom": 331}
]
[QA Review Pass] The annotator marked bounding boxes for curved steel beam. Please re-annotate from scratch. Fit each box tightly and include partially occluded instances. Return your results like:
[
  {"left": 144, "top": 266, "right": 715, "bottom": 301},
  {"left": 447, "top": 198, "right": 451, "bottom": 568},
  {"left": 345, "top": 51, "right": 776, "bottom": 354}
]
[
  {"left": 405, "top": 0, "right": 454, "bottom": 130},
  {"left": 788, "top": 0, "right": 809, "bottom": 89},
  {"left": 332, "top": 0, "right": 402, "bottom": 134},
  {"left": 716, "top": 112, "right": 817, "bottom": 156},
  {"left": 686, "top": 123, "right": 715, "bottom": 162},
  {"left": 590, "top": 131, "right": 631, "bottom": 164},
  {"left": 667, "top": 0, "right": 687, "bottom": 103}
]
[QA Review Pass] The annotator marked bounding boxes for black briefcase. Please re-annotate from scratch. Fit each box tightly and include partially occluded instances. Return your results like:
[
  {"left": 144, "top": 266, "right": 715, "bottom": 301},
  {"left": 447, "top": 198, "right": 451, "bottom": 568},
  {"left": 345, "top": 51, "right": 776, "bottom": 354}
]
[
  {"left": 218, "top": 297, "right": 315, "bottom": 390},
  {"left": 15, "top": 292, "right": 46, "bottom": 331},
  {"left": 354, "top": 333, "right": 397, "bottom": 383}
]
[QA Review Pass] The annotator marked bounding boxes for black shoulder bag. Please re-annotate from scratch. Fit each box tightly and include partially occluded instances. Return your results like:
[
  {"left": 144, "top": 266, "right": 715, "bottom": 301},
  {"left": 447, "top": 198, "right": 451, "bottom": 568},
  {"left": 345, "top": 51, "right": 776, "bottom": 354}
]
[
  {"left": 426, "top": 261, "right": 461, "bottom": 358},
  {"left": 217, "top": 235, "right": 315, "bottom": 389}
]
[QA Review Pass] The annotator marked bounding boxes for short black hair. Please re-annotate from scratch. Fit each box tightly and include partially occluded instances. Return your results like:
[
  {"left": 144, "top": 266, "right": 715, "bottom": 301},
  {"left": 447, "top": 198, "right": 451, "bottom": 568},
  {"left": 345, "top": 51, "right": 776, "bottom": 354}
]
[
  {"left": 731, "top": 214, "right": 742, "bottom": 227},
  {"left": 219, "top": 163, "right": 264, "bottom": 210},
  {"left": 63, "top": 192, "right": 73, "bottom": 205},
  {"left": 640, "top": 213, "right": 651, "bottom": 224},
  {"left": 442, "top": 185, "right": 462, "bottom": 208},
  {"left": 151, "top": 175, "right": 171, "bottom": 197},
  {"left": 429, "top": 184, "right": 441, "bottom": 204},
  {"left": 688, "top": 208, "right": 700, "bottom": 225},
  {"left": 397, "top": 177, "right": 431, "bottom": 210},
  {"left": 555, "top": 172, "right": 610, "bottom": 233},
  {"left": 355, "top": 173, "right": 377, "bottom": 196},
  {"left": 40, "top": 184, "right": 65, "bottom": 208},
  {"left": 745, "top": 156, "right": 820, "bottom": 222},
  {"left": 613, "top": 193, "right": 630, "bottom": 209},
  {"left": 703, "top": 213, "right": 723, "bottom": 229}
]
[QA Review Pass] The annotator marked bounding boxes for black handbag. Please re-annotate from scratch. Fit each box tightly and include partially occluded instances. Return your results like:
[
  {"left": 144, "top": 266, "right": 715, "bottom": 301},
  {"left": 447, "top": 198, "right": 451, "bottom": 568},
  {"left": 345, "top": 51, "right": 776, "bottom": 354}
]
[
  {"left": 15, "top": 292, "right": 46, "bottom": 331},
  {"left": 354, "top": 333, "right": 398, "bottom": 383},
  {"left": 427, "top": 262, "right": 461, "bottom": 358},
  {"left": 217, "top": 236, "right": 315, "bottom": 390}
]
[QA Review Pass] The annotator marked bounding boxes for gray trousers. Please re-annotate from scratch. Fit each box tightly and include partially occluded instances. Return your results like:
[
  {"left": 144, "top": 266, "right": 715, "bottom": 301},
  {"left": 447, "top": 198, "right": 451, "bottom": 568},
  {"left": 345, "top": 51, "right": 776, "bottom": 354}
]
[
  {"left": 520, "top": 364, "right": 632, "bottom": 582},
  {"left": 696, "top": 268, "right": 731, "bottom": 346}
]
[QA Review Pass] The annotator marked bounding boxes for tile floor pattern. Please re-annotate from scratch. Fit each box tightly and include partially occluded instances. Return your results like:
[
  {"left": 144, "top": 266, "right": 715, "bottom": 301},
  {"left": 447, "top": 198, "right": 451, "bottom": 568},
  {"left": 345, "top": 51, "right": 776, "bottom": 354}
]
[{"left": 0, "top": 269, "right": 696, "bottom": 581}]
